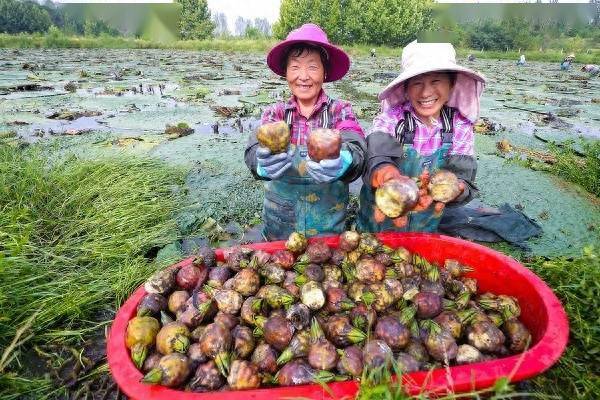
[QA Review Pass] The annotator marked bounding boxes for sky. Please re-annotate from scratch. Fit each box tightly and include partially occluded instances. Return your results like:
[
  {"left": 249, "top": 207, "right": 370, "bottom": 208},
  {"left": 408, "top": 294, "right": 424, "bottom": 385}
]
[{"left": 206, "top": 0, "right": 281, "bottom": 33}]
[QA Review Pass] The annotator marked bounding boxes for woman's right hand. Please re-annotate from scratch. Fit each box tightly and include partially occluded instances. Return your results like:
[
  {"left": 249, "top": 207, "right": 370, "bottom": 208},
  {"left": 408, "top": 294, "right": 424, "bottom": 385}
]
[
  {"left": 370, "top": 164, "right": 403, "bottom": 188},
  {"left": 256, "top": 146, "right": 293, "bottom": 179},
  {"left": 371, "top": 164, "right": 409, "bottom": 228}
]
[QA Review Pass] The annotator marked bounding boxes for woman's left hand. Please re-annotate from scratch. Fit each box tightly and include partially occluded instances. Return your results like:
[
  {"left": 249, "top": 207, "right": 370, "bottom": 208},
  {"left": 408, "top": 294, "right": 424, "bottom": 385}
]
[
  {"left": 373, "top": 205, "right": 408, "bottom": 228},
  {"left": 306, "top": 150, "right": 352, "bottom": 183},
  {"left": 432, "top": 180, "right": 466, "bottom": 215}
]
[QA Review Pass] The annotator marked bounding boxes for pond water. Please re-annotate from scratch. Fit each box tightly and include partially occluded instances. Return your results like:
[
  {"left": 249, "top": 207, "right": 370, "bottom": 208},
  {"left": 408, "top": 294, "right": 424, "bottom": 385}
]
[{"left": 1, "top": 48, "right": 598, "bottom": 256}]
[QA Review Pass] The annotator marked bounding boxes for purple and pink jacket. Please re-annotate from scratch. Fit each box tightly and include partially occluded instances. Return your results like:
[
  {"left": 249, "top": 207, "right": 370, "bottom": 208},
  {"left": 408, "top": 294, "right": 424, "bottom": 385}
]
[
  {"left": 370, "top": 102, "right": 474, "bottom": 156},
  {"left": 245, "top": 90, "right": 366, "bottom": 183},
  {"left": 363, "top": 101, "right": 479, "bottom": 205}
]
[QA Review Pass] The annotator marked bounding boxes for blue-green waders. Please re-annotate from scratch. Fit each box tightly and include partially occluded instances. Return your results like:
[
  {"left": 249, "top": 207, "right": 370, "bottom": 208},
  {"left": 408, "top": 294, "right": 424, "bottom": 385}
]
[
  {"left": 357, "top": 108, "right": 455, "bottom": 233},
  {"left": 262, "top": 101, "right": 349, "bottom": 240}
]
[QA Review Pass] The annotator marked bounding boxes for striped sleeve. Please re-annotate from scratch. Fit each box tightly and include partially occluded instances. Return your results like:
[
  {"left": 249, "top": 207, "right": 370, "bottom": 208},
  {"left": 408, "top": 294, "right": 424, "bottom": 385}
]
[
  {"left": 333, "top": 100, "right": 365, "bottom": 137},
  {"left": 449, "top": 112, "right": 475, "bottom": 156},
  {"left": 260, "top": 103, "right": 285, "bottom": 124},
  {"left": 368, "top": 106, "right": 404, "bottom": 138}
]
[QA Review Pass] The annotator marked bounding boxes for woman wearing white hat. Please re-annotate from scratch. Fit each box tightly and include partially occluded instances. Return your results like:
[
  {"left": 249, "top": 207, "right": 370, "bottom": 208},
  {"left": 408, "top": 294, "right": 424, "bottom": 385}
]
[{"left": 357, "top": 41, "right": 486, "bottom": 233}]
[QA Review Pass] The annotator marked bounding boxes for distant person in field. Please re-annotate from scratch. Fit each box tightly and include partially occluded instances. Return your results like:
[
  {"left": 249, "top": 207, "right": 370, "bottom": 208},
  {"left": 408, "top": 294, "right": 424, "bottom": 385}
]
[
  {"left": 517, "top": 54, "right": 526, "bottom": 66},
  {"left": 581, "top": 64, "right": 600, "bottom": 76},
  {"left": 560, "top": 53, "right": 575, "bottom": 71},
  {"left": 370, "top": 48, "right": 377, "bottom": 58},
  {"left": 244, "top": 23, "right": 366, "bottom": 240},
  {"left": 467, "top": 54, "right": 475, "bottom": 62}
]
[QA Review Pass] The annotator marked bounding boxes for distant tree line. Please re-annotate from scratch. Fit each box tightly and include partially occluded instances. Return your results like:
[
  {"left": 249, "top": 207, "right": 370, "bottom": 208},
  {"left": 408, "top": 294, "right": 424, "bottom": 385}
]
[
  {"left": 0, "top": 0, "right": 52, "bottom": 34},
  {"left": 0, "top": 0, "right": 120, "bottom": 36},
  {"left": 273, "top": 0, "right": 599, "bottom": 49},
  {"left": 448, "top": 18, "right": 600, "bottom": 51},
  {"left": 1, "top": 0, "right": 599, "bottom": 50},
  {"left": 0, "top": 0, "right": 215, "bottom": 39}
]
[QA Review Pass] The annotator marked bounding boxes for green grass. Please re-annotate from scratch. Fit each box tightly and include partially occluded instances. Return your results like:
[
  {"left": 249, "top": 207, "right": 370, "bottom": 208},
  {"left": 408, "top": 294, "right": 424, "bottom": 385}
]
[
  {"left": 0, "top": 374, "right": 58, "bottom": 400},
  {"left": 1, "top": 32, "right": 598, "bottom": 63},
  {"left": 0, "top": 145, "right": 185, "bottom": 398},
  {"left": 513, "top": 140, "right": 600, "bottom": 198},
  {"left": 0, "top": 32, "right": 277, "bottom": 52},
  {"left": 352, "top": 359, "right": 553, "bottom": 399},
  {"left": 527, "top": 247, "right": 600, "bottom": 399},
  {"left": 547, "top": 141, "right": 600, "bottom": 198}
]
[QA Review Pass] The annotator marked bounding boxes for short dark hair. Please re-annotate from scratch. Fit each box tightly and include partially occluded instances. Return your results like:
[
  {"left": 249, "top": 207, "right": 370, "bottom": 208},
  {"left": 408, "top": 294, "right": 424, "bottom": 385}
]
[
  {"left": 447, "top": 71, "right": 457, "bottom": 86},
  {"left": 404, "top": 71, "right": 457, "bottom": 90},
  {"left": 282, "top": 43, "right": 329, "bottom": 72}
]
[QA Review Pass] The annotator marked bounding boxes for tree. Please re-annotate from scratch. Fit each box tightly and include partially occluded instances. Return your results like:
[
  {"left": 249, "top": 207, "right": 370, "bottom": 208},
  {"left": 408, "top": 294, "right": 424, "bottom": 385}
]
[
  {"left": 273, "top": 0, "right": 312, "bottom": 39},
  {"left": 254, "top": 17, "right": 271, "bottom": 36},
  {"left": 213, "top": 11, "right": 229, "bottom": 36},
  {"left": 0, "top": 0, "right": 51, "bottom": 34},
  {"left": 234, "top": 16, "right": 251, "bottom": 36},
  {"left": 466, "top": 20, "right": 514, "bottom": 51},
  {"left": 273, "top": 0, "right": 435, "bottom": 45},
  {"left": 176, "top": 0, "right": 215, "bottom": 40},
  {"left": 83, "top": 18, "right": 120, "bottom": 37},
  {"left": 40, "top": 0, "right": 63, "bottom": 28},
  {"left": 244, "top": 26, "right": 262, "bottom": 39}
]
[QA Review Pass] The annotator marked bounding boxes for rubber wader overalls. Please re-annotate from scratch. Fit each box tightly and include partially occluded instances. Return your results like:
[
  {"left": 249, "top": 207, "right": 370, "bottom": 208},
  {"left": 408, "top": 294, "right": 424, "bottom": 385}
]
[
  {"left": 357, "top": 106, "right": 455, "bottom": 233},
  {"left": 262, "top": 99, "right": 349, "bottom": 240}
]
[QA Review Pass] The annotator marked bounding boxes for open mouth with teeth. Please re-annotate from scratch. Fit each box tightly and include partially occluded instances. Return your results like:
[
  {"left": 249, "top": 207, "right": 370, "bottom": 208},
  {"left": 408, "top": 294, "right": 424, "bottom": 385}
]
[{"left": 418, "top": 98, "right": 438, "bottom": 108}]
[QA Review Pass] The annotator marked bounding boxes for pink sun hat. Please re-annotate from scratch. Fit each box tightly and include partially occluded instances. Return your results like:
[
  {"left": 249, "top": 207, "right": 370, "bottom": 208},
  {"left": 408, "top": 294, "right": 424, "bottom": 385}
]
[
  {"left": 267, "top": 23, "right": 350, "bottom": 82},
  {"left": 379, "top": 41, "right": 486, "bottom": 123}
]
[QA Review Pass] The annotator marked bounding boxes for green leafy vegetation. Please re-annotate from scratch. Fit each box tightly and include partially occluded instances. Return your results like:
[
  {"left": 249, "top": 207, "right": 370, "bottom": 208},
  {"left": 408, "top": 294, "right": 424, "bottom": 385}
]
[
  {"left": 352, "top": 359, "right": 549, "bottom": 399},
  {"left": 176, "top": 0, "right": 214, "bottom": 40},
  {"left": 0, "top": 145, "right": 184, "bottom": 397},
  {"left": 0, "top": 0, "right": 119, "bottom": 37},
  {"left": 548, "top": 141, "right": 600, "bottom": 198},
  {"left": 509, "top": 140, "right": 600, "bottom": 198},
  {"left": 434, "top": 3, "right": 600, "bottom": 53},
  {"left": 1, "top": 0, "right": 599, "bottom": 57},
  {"left": 274, "top": 0, "right": 435, "bottom": 46},
  {"left": 1, "top": 32, "right": 598, "bottom": 63},
  {"left": 527, "top": 247, "right": 600, "bottom": 399},
  {"left": 0, "top": 0, "right": 52, "bottom": 34}
]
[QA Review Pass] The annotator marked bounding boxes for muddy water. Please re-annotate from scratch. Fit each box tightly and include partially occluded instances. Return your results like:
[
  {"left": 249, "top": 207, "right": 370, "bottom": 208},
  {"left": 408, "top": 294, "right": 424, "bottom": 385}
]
[{"left": 1, "top": 48, "right": 598, "bottom": 256}]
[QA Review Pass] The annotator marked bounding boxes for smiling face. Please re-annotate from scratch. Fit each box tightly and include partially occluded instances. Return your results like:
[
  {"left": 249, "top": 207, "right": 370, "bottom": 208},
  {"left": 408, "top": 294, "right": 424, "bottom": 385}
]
[
  {"left": 285, "top": 48, "right": 326, "bottom": 107},
  {"left": 406, "top": 72, "right": 454, "bottom": 123}
]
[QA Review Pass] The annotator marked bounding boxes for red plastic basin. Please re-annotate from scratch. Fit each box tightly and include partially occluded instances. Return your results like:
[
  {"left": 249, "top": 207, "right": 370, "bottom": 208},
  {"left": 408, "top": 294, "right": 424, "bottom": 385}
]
[{"left": 107, "top": 232, "right": 569, "bottom": 399}]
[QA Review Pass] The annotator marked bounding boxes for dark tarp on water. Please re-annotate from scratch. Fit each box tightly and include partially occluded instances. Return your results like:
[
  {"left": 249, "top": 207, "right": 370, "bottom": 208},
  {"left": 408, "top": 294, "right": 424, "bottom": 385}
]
[{"left": 440, "top": 201, "right": 543, "bottom": 251}]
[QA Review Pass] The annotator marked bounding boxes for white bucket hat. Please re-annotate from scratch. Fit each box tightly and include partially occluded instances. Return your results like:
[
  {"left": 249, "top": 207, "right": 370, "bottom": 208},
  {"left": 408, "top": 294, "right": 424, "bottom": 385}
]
[{"left": 379, "top": 41, "right": 486, "bottom": 123}]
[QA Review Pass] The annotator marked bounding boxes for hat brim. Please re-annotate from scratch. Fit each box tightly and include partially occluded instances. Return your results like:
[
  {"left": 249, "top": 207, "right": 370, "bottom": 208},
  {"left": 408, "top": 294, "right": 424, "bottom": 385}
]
[
  {"left": 267, "top": 39, "right": 350, "bottom": 82},
  {"left": 378, "top": 63, "right": 486, "bottom": 102}
]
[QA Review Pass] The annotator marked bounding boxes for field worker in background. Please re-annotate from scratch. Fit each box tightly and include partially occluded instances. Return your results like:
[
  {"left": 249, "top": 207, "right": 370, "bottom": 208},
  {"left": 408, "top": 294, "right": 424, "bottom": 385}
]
[
  {"left": 517, "top": 54, "right": 526, "bottom": 66},
  {"left": 560, "top": 53, "right": 575, "bottom": 70},
  {"left": 581, "top": 64, "right": 600, "bottom": 76},
  {"left": 370, "top": 48, "right": 377, "bottom": 58},
  {"left": 245, "top": 23, "right": 366, "bottom": 240},
  {"left": 467, "top": 54, "right": 475, "bottom": 62},
  {"left": 357, "top": 41, "right": 485, "bottom": 232}
]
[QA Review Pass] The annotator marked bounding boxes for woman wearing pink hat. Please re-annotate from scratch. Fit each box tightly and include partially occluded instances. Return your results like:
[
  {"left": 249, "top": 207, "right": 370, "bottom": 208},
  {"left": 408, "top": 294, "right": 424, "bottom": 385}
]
[
  {"left": 244, "top": 23, "right": 366, "bottom": 240},
  {"left": 358, "top": 41, "right": 486, "bottom": 233}
]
